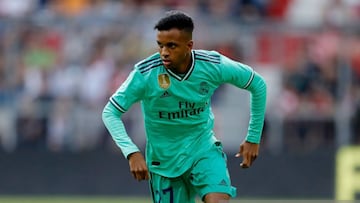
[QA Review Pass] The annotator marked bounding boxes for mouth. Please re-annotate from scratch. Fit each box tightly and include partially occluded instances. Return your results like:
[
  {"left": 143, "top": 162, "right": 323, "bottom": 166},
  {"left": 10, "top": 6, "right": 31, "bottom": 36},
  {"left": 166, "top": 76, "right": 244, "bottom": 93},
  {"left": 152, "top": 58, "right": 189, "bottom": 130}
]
[{"left": 162, "top": 60, "right": 171, "bottom": 66}]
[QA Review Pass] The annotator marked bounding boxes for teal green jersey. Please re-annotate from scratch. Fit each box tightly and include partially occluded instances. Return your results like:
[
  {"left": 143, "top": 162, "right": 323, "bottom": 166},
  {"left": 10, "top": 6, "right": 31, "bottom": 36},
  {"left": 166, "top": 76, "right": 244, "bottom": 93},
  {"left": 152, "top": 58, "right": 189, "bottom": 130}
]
[{"left": 102, "top": 50, "right": 267, "bottom": 177}]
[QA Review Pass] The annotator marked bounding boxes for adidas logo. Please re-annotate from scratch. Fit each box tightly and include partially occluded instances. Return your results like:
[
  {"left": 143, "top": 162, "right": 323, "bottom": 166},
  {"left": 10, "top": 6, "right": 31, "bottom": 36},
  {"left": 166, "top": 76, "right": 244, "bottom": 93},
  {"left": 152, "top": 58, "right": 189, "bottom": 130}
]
[
  {"left": 219, "top": 179, "right": 227, "bottom": 186},
  {"left": 160, "top": 91, "right": 171, "bottom": 98}
]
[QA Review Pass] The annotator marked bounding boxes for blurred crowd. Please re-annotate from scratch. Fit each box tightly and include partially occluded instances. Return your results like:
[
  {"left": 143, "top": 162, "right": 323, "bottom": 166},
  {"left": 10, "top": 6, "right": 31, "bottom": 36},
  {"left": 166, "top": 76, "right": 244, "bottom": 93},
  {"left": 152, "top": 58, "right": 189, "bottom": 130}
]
[{"left": 0, "top": 0, "right": 360, "bottom": 153}]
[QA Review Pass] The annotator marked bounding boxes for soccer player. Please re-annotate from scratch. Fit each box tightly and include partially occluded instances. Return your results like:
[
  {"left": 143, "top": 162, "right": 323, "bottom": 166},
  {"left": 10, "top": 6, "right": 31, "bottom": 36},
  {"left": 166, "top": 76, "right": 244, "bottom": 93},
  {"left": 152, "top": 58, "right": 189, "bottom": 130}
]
[{"left": 102, "top": 10, "right": 267, "bottom": 203}]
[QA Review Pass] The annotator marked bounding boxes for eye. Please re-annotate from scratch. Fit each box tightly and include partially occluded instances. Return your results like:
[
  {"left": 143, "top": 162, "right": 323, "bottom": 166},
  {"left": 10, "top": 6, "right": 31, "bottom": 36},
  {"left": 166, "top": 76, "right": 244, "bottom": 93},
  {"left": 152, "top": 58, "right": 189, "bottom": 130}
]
[
  {"left": 156, "top": 41, "right": 163, "bottom": 48},
  {"left": 168, "top": 43, "right": 176, "bottom": 49},
  {"left": 157, "top": 44, "right": 163, "bottom": 49}
]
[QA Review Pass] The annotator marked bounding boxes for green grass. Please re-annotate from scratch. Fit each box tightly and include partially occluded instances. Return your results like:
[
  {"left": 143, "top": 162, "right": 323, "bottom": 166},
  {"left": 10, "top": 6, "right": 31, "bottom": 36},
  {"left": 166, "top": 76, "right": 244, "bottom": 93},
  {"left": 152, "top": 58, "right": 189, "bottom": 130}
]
[
  {"left": 0, "top": 196, "right": 151, "bottom": 203},
  {"left": 0, "top": 196, "right": 335, "bottom": 203}
]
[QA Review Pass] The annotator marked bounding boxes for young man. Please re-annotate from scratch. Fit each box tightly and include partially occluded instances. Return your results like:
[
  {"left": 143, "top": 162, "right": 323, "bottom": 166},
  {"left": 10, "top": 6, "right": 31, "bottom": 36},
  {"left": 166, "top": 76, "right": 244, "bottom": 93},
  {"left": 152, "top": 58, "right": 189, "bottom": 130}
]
[{"left": 102, "top": 10, "right": 267, "bottom": 203}]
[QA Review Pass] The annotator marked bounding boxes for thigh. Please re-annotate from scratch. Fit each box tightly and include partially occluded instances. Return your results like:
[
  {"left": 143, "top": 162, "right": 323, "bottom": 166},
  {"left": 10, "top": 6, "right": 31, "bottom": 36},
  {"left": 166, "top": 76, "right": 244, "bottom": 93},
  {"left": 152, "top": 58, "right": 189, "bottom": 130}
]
[
  {"left": 189, "top": 141, "right": 237, "bottom": 200},
  {"left": 149, "top": 172, "right": 196, "bottom": 203}
]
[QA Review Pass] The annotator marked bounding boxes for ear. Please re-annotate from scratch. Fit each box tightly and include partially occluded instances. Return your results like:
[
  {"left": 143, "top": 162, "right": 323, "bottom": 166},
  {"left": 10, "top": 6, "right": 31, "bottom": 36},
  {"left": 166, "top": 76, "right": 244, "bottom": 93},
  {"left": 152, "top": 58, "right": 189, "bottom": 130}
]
[{"left": 187, "top": 40, "right": 193, "bottom": 50}]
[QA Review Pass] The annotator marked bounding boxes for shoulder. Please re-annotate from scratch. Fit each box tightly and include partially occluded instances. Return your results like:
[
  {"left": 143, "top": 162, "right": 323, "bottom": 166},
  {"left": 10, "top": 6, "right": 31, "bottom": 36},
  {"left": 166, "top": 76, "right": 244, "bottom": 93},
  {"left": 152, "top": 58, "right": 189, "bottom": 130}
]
[
  {"left": 193, "top": 50, "right": 221, "bottom": 64},
  {"left": 134, "top": 53, "right": 162, "bottom": 74}
]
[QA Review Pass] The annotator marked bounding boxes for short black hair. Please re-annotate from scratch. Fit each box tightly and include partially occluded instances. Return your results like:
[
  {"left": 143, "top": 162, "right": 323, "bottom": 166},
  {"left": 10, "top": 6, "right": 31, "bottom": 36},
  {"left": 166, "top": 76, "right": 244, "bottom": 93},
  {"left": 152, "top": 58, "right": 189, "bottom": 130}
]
[{"left": 154, "top": 10, "right": 194, "bottom": 34}]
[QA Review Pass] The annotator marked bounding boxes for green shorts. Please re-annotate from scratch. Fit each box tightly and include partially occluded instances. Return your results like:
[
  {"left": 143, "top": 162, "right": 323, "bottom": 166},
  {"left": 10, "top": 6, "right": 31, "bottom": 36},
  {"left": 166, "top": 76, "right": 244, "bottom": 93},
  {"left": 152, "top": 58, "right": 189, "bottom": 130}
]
[{"left": 149, "top": 141, "right": 236, "bottom": 203}]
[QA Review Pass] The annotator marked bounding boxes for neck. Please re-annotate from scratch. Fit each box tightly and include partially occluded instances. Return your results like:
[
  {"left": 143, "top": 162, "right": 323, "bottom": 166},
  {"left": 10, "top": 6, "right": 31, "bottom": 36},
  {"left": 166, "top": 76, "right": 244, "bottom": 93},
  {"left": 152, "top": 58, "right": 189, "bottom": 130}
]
[{"left": 174, "top": 51, "right": 192, "bottom": 74}]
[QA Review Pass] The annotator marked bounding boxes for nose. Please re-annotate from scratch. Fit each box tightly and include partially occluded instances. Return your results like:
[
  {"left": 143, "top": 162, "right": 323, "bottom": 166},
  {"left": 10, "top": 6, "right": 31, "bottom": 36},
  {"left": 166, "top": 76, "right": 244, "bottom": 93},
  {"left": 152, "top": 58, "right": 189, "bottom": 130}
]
[{"left": 160, "top": 47, "right": 169, "bottom": 58}]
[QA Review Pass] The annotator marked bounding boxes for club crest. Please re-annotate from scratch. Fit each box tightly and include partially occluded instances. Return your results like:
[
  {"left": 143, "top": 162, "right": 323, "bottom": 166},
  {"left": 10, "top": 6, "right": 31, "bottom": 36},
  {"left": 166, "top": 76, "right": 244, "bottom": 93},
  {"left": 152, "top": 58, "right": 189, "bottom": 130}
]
[
  {"left": 158, "top": 74, "right": 170, "bottom": 89},
  {"left": 199, "top": 82, "right": 209, "bottom": 95}
]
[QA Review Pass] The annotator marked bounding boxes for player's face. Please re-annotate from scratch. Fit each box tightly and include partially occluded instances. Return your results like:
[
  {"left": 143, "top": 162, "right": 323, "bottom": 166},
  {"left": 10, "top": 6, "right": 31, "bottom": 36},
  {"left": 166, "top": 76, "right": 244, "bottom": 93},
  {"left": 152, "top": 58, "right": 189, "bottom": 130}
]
[{"left": 156, "top": 28, "right": 193, "bottom": 73}]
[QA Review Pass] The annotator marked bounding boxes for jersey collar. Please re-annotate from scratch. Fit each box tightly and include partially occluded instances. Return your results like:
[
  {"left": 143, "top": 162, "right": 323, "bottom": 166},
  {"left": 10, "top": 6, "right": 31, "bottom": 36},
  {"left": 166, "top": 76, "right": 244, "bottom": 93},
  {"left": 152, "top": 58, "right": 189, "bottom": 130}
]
[{"left": 165, "top": 50, "right": 195, "bottom": 81}]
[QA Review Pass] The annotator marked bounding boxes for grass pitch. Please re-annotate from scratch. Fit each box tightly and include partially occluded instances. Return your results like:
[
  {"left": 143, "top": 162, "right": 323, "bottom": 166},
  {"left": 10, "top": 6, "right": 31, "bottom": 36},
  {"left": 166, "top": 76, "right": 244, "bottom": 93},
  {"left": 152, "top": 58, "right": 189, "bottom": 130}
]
[
  {"left": 0, "top": 196, "right": 334, "bottom": 203},
  {"left": 0, "top": 196, "right": 151, "bottom": 203}
]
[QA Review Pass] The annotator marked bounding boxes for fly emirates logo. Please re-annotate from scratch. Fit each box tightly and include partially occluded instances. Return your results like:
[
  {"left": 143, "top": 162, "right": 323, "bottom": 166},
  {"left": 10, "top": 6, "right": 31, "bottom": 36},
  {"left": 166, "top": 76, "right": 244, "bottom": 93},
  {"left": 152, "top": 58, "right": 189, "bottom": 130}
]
[{"left": 158, "top": 101, "right": 209, "bottom": 120}]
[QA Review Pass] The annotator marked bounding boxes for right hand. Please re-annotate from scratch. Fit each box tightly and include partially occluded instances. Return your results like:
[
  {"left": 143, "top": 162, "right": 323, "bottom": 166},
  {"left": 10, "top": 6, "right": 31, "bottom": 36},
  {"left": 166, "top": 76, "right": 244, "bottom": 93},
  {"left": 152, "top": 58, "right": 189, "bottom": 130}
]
[{"left": 127, "top": 152, "right": 149, "bottom": 181}]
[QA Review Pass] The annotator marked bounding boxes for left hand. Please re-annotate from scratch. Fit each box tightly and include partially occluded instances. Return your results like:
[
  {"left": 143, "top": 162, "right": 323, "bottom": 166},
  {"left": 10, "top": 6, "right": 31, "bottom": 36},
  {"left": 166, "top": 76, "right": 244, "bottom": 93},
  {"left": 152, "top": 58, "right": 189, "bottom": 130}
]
[{"left": 235, "top": 141, "right": 259, "bottom": 169}]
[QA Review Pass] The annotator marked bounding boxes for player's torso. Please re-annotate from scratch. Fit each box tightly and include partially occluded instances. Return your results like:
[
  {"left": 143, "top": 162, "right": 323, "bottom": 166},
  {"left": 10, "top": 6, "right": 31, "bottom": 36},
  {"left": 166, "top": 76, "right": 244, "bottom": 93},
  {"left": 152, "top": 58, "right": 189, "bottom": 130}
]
[
  {"left": 140, "top": 50, "right": 222, "bottom": 126},
  {"left": 137, "top": 50, "right": 223, "bottom": 176}
]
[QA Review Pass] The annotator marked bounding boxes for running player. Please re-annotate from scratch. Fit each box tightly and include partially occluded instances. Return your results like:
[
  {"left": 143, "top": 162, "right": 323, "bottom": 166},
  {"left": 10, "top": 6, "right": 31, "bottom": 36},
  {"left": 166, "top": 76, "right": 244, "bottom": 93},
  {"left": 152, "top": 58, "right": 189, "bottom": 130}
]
[{"left": 102, "top": 10, "right": 267, "bottom": 203}]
